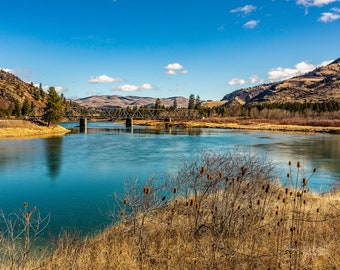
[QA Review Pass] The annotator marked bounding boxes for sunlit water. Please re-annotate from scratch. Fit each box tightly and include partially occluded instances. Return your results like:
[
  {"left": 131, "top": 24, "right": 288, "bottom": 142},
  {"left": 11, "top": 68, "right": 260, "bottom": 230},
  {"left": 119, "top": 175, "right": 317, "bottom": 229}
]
[{"left": 0, "top": 122, "right": 339, "bottom": 236}]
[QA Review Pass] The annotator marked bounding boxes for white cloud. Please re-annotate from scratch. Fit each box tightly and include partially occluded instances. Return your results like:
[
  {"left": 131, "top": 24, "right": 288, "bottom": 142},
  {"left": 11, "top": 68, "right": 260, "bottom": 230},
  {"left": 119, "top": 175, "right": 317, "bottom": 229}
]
[
  {"left": 55, "top": 86, "right": 68, "bottom": 93},
  {"left": 112, "top": 83, "right": 154, "bottom": 92},
  {"left": 0, "top": 68, "right": 15, "bottom": 74},
  {"left": 228, "top": 78, "right": 246, "bottom": 86},
  {"left": 318, "top": 9, "right": 340, "bottom": 22},
  {"left": 243, "top": 20, "right": 260, "bottom": 29},
  {"left": 297, "top": 0, "right": 339, "bottom": 7},
  {"left": 164, "top": 63, "right": 184, "bottom": 70},
  {"left": 230, "top": 5, "right": 257, "bottom": 14},
  {"left": 249, "top": 75, "right": 264, "bottom": 84},
  {"left": 267, "top": 60, "right": 332, "bottom": 82},
  {"left": 88, "top": 74, "right": 123, "bottom": 83},
  {"left": 166, "top": 69, "right": 176, "bottom": 75},
  {"left": 164, "top": 62, "right": 188, "bottom": 75}
]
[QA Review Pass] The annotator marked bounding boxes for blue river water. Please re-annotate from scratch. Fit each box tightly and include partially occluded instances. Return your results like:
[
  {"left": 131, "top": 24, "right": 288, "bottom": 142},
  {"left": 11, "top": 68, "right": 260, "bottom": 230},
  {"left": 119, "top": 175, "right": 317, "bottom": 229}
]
[{"left": 0, "top": 122, "right": 339, "bottom": 235}]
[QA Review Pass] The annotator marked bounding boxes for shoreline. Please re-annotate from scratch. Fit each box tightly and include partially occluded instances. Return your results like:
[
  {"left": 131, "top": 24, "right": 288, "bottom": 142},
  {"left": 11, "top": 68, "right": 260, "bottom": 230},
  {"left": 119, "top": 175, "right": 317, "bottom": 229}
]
[
  {"left": 0, "top": 119, "right": 70, "bottom": 139},
  {"left": 1, "top": 118, "right": 340, "bottom": 139},
  {"left": 133, "top": 118, "right": 340, "bottom": 134}
]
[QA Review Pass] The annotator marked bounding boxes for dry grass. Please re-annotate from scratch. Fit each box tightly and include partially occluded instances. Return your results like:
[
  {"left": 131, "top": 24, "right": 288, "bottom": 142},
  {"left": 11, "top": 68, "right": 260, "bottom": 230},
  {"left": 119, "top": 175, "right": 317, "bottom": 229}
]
[
  {"left": 0, "top": 120, "right": 70, "bottom": 138},
  {"left": 134, "top": 117, "right": 340, "bottom": 133},
  {"left": 1, "top": 152, "right": 339, "bottom": 270}
]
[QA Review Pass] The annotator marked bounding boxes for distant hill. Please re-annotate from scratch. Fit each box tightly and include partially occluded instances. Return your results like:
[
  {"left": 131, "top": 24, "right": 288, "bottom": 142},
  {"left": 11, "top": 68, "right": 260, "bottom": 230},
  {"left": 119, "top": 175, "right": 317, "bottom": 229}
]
[
  {"left": 222, "top": 58, "right": 340, "bottom": 105},
  {"left": 0, "top": 69, "right": 47, "bottom": 115},
  {"left": 73, "top": 95, "right": 189, "bottom": 108}
]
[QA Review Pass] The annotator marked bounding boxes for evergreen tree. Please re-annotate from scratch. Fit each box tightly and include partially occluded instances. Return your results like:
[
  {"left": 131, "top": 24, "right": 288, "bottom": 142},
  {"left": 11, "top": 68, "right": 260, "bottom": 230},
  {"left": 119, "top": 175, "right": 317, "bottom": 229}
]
[
  {"left": 21, "top": 97, "right": 31, "bottom": 116},
  {"left": 155, "top": 98, "right": 162, "bottom": 109},
  {"left": 43, "top": 87, "right": 63, "bottom": 126},
  {"left": 188, "top": 94, "right": 195, "bottom": 109},
  {"left": 13, "top": 99, "right": 22, "bottom": 118},
  {"left": 195, "top": 95, "right": 202, "bottom": 110},
  {"left": 172, "top": 97, "right": 178, "bottom": 110}
]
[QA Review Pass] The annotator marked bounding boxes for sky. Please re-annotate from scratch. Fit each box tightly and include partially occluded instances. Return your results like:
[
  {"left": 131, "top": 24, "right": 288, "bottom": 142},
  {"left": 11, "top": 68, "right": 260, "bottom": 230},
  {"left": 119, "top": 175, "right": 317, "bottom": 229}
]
[{"left": 0, "top": 0, "right": 339, "bottom": 101}]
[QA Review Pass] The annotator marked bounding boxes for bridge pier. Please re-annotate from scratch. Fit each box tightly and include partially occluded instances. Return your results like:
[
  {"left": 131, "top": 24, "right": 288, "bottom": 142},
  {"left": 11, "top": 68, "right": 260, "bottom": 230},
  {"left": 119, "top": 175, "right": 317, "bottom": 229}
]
[
  {"left": 79, "top": 117, "right": 87, "bottom": 133},
  {"left": 126, "top": 117, "right": 133, "bottom": 128}
]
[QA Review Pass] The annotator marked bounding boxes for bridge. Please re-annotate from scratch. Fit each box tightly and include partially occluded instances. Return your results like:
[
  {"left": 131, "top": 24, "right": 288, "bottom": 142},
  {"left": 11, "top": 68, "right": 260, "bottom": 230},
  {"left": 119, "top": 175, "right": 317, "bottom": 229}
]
[{"left": 62, "top": 106, "right": 202, "bottom": 129}]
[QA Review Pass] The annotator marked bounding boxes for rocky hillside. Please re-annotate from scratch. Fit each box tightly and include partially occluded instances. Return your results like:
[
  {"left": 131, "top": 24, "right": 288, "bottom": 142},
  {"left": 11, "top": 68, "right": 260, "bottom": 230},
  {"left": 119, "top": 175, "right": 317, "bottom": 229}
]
[
  {"left": 73, "top": 95, "right": 189, "bottom": 108},
  {"left": 223, "top": 58, "right": 340, "bottom": 105},
  {"left": 0, "top": 69, "right": 47, "bottom": 115}
]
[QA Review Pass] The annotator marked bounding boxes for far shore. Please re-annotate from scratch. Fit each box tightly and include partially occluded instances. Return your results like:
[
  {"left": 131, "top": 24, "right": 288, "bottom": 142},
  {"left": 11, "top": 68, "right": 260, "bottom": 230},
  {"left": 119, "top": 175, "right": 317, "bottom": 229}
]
[
  {"left": 133, "top": 117, "right": 340, "bottom": 134},
  {"left": 1, "top": 117, "right": 340, "bottom": 139},
  {"left": 0, "top": 119, "right": 70, "bottom": 139}
]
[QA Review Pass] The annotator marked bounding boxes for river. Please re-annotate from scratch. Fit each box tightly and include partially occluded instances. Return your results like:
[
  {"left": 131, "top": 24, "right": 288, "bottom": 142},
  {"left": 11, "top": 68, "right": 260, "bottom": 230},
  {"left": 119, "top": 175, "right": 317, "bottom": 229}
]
[{"left": 0, "top": 122, "right": 339, "bottom": 235}]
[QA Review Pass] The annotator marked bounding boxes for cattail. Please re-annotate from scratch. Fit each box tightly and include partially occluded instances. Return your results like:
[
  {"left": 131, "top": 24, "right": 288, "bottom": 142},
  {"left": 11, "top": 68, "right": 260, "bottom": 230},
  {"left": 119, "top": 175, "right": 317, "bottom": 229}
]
[
  {"left": 25, "top": 211, "right": 32, "bottom": 220},
  {"left": 173, "top": 187, "right": 178, "bottom": 194},
  {"left": 123, "top": 198, "right": 128, "bottom": 205},
  {"left": 237, "top": 176, "right": 241, "bottom": 182},
  {"left": 297, "top": 161, "right": 301, "bottom": 168},
  {"left": 200, "top": 166, "right": 205, "bottom": 175},
  {"left": 219, "top": 171, "right": 223, "bottom": 179},
  {"left": 303, "top": 178, "right": 307, "bottom": 186},
  {"left": 303, "top": 200, "right": 306, "bottom": 205},
  {"left": 162, "top": 196, "right": 166, "bottom": 201},
  {"left": 313, "top": 168, "right": 317, "bottom": 173},
  {"left": 241, "top": 167, "right": 247, "bottom": 176},
  {"left": 276, "top": 210, "right": 278, "bottom": 216},
  {"left": 257, "top": 199, "right": 260, "bottom": 206},
  {"left": 288, "top": 161, "right": 292, "bottom": 166},
  {"left": 287, "top": 173, "right": 290, "bottom": 178},
  {"left": 316, "top": 208, "right": 320, "bottom": 213},
  {"left": 265, "top": 184, "right": 270, "bottom": 193},
  {"left": 282, "top": 198, "right": 286, "bottom": 204},
  {"left": 285, "top": 188, "right": 288, "bottom": 194},
  {"left": 189, "top": 198, "right": 194, "bottom": 206},
  {"left": 207, "top": 174, "right": 212, "bottom": 180},
  {"left": 23, "top": 202, "right": 28, "bottom": 207}
]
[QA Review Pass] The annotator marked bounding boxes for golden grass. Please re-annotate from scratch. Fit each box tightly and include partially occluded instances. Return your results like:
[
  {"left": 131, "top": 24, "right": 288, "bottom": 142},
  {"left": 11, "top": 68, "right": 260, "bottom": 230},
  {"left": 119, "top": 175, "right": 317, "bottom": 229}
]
[
  {"left": 134, "top": 117, "right": 340, "bottom": 133},
  {"left": 16, "top": 187, "right": 338, "bottom": 270},
  {"left": 0, "top": 120, "right": 70, "bottom": 139}
]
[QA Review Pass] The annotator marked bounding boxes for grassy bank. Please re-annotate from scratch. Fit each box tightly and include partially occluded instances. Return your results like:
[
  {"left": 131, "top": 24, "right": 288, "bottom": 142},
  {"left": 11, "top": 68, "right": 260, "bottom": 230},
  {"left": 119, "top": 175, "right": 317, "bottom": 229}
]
[
  {"left": 134, "top": 117, "right": 340, "bottom": 134},
  {"left": 0, "top": 120, "right": 70, "bottom": 138},
  {"left": 1, "top": 151, "right": 339, "bottom": 269}
]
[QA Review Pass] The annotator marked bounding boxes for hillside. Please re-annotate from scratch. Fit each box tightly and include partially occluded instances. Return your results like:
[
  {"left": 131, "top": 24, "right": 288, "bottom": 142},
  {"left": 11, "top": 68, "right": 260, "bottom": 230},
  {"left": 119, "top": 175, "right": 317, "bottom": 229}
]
[
  {"left": 0, "top": 69, "right": 47, "bottom": 116},
  {"left": 223, "top": 58, "right": 340, "bottom": 105},
  {"left": 73, "top": 95, "right": 189, "bottom": 108}
]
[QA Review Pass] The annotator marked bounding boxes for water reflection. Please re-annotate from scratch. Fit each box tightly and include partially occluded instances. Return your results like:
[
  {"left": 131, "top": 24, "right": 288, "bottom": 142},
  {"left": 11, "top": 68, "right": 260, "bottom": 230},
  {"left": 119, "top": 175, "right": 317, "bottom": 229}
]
[{"left": 45, "top": 137, "right": 63, "bottom": 179}]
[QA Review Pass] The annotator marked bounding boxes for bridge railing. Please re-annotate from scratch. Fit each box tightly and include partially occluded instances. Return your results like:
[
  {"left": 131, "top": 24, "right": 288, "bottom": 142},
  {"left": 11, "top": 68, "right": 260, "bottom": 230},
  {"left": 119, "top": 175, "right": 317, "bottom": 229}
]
[{"left": 62, "top": 107, "right": 202, "bottom": 121}]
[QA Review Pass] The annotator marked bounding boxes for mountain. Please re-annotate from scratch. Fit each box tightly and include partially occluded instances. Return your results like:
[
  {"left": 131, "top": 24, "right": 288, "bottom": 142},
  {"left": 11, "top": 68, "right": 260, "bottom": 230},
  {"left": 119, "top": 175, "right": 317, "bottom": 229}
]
[
  {"left": 0, "top": 69, "right": 47, "bottom": 114},
  {"left": 222, "top": 58, "right": 340, "bottom": 105},
  {"left": 73, "top": 95, "right": 189, "bottom": 108}
]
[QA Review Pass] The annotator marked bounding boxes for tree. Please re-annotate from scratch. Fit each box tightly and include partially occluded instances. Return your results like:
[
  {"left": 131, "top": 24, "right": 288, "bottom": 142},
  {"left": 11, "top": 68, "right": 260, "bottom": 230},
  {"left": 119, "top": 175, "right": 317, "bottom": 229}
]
[
  {"left": 154, "top": 98, "right": 162, "bottom": 109},
  {"left": 195, "top": 95, "right": 202, "bottom": 110},
  {"left": 21, "top": 97, "right": 31, "bottom": 116},
  {"left": 172, "top": 97, "right": 178, "bottom": 110},
  {"left": 188, "top": 94, "right": 195, "bottom": 109},
  {"left": 13, "top": 99, "right": 22, "bottom": 118},
  {"left": 43, "top": 87, "right": 63, "bottom": 126}
]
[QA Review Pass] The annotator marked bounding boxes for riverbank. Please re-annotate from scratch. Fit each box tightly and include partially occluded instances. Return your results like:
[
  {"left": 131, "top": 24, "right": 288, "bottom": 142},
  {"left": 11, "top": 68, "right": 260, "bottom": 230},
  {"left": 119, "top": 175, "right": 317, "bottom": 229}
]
[
  {"left": 134, "top": 117, "right": 340, "bottom": 134},
  {"left": 0, "top": 119, "right": 70, "bottom": 138}
]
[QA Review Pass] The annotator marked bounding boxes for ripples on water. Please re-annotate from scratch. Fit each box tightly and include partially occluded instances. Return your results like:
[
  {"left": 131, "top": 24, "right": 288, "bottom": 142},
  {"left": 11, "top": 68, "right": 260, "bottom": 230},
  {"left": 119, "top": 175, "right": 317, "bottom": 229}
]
[{"left": 0, "top": 122, "right": 339, "bottom": 235}]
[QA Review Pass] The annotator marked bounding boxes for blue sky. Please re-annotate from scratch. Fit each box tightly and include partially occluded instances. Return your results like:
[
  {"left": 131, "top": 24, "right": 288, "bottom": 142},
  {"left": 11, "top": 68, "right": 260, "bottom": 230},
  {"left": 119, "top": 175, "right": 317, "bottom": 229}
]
[{"left": 1, "top": 0, "right": 339, "bottom": 101}]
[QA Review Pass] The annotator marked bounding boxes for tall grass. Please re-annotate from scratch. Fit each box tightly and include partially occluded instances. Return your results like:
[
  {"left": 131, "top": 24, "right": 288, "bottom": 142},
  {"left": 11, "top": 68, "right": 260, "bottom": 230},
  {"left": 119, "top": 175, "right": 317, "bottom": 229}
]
[{"left": 1, "top": 150, "right": 339, "bottom": 269}]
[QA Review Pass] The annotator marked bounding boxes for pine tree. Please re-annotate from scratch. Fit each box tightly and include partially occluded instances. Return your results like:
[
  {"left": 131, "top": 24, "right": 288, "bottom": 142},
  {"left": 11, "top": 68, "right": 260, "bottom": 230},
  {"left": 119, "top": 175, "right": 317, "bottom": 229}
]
[
  {"left": 21, "top": 97, "right": 31, "bottom": 116},
  {"left": 43, "top": 87, "right": 63, "bottom": 126},
  {"left": 188, "top": 94, "right": 195, "bottom": 109},
  {"left": 13, "top": 99, "right": 22, "bottom": 118}
]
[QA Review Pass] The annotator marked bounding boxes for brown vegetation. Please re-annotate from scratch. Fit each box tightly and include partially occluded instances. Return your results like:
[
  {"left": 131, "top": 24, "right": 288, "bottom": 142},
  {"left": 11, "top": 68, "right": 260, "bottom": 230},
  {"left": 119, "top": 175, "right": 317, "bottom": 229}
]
[
  {"left": 0, "top": 120, "right": 70, "bottom": 138},
  {"left": 1, "top": 151, "right": 339, "bottom": 269}
]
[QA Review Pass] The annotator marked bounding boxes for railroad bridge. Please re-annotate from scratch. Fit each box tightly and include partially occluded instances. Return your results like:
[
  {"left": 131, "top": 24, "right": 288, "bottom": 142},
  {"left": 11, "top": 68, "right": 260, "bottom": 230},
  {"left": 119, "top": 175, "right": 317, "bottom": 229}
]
[{"left": 62, "top": 107, "right": 201, "bottom": 130}]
